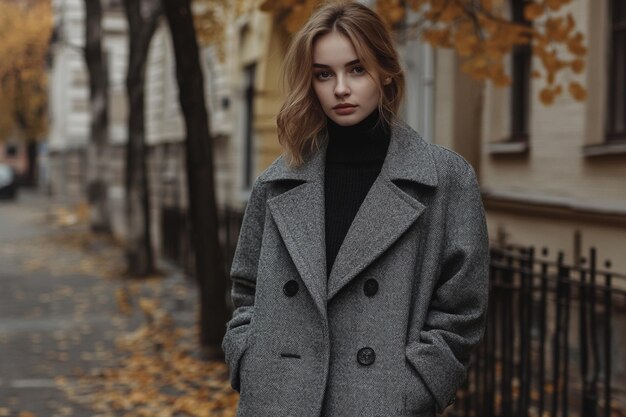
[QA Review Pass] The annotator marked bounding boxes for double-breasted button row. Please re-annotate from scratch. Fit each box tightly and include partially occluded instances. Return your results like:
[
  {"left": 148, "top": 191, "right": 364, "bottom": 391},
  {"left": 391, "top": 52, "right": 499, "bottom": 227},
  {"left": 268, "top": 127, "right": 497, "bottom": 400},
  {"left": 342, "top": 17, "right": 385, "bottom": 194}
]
[
  {"left": 357, "top": 347, "right": 376, "bottom": 366},
  {"left": 283, "top": 280, "right": 299, "bottom": 297},
  {"left": 358, "top": 279, "right": 378, "bottom": 366},
  {"left": 284, "top": 278, "right": 379, "bottom": 297}
]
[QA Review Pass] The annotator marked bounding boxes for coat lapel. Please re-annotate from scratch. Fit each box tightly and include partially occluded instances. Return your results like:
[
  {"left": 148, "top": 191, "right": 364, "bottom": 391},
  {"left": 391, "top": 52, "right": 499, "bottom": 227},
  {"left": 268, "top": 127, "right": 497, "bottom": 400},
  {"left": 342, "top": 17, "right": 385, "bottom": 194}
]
[
  {"left": 261, "top": 142, "right": 328, "bottom": 318},
  {"left": 326, "top": 177, "right": 426, "bottom": 299},
  {"left": 259, "top": 121, "right": 439, "bottom": 309},
  {"left": 327, "top": 122, "right": 438, "bottom": 299}
]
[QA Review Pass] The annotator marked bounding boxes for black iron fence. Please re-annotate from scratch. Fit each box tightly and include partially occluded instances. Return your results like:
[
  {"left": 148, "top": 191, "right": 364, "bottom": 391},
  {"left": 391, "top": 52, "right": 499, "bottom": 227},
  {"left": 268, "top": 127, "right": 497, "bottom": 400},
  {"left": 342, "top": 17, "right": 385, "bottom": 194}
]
[
  {"left": 161, "top": 206, "right": 189, "bottom": 266},
  {"left": 449, "top": 245, "right": 626, "bottom": 417},
  {"left": 160, "top": 204, "right": 245, "bottom": 277}
]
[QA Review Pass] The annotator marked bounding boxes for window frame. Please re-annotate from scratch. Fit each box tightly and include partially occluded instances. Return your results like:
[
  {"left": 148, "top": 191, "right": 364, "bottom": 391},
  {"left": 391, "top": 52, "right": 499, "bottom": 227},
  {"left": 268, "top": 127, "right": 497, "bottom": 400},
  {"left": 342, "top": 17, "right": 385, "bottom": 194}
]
[
  {"left": 509, "top": 0, "right": 532, "bottom": 144},
  {"left": 487, "top": 0, "right": 532, "bottom": 155},
  {"left": 606, "top": 0, "right": 626, "bottom": 142}
]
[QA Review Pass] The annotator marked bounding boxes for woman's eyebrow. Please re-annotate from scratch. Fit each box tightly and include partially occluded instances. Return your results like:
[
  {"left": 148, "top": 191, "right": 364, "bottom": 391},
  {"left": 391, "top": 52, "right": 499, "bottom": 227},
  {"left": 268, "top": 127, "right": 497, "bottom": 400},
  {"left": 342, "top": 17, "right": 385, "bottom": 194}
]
[{"left": 312, "top": 59, "right": 360, "bottom": 68}]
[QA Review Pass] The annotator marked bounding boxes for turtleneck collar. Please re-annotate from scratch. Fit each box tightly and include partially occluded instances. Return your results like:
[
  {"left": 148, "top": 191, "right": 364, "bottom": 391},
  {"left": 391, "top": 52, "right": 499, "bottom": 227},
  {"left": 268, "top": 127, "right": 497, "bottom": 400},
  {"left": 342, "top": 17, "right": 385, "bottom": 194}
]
[{"left": 325, "top": 109, "right": 391, "bottom": 166}]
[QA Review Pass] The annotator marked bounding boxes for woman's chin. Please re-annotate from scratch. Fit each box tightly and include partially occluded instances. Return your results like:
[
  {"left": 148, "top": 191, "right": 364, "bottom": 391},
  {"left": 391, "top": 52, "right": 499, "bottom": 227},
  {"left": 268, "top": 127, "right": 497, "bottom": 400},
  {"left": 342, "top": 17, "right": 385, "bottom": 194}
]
[{"left": 327, "top": 113, "right": 364, "bottom": 126}]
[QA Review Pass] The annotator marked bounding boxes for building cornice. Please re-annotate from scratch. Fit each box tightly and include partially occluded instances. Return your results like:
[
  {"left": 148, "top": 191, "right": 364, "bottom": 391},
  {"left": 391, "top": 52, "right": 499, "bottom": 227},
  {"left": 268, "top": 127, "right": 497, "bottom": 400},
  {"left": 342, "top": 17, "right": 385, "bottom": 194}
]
[{"left": 482, "top": 188, "right": 626, "bottom": 227}]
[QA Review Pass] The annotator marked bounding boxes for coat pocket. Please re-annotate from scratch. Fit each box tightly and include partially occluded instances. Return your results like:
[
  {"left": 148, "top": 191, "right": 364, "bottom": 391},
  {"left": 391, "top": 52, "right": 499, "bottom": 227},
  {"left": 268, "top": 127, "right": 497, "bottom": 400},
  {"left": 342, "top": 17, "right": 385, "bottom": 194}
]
[
  {"left": 237, "top": 319, "right": 259, "bottom": 395},
  {"left": 401, "top": 360, "right": 436, "bottom": 416}
]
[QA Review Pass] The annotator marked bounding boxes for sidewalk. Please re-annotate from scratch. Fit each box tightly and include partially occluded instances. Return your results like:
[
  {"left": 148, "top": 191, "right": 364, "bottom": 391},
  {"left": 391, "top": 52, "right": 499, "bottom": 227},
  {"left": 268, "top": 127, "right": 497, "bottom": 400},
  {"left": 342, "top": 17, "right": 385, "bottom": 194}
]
[{"left": 0, "top": 190, "right": 237, "bottom": 417}]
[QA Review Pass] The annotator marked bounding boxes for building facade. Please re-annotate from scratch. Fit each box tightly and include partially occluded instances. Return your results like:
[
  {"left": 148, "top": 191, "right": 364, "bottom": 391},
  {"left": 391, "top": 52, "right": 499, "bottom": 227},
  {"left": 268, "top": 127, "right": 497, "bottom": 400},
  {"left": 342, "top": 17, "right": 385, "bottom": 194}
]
[
  {"left": 479, "top": 0, "right": 626, "bottom": 273},
  {"left": 47, "top": 0, "right": 236, "bottom": 266}
]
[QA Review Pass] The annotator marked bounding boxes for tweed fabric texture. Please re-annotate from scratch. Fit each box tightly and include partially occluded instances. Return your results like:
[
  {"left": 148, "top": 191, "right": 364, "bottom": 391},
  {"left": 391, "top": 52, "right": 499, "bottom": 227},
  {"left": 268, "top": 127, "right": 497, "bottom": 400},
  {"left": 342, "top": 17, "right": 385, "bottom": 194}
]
[{"left": 222, "top": 121, "right": 489, "bottom": 417}]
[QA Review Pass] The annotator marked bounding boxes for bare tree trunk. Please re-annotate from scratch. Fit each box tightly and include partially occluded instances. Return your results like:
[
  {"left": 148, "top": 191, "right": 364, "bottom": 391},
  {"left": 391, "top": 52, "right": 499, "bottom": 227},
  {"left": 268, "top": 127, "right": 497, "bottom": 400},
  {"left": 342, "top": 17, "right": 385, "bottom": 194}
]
[
  {"left": 24, "top": 139, "right": 38, "bottom": 187},
  {"left": 123, "top": 0, "right": 161, "bottom": 276},
  {"left": 84, "top": 0, "right": 111, "bottom": 233},
  {"left": 161, "top": 0, "right": 228, "bottom": 355}
]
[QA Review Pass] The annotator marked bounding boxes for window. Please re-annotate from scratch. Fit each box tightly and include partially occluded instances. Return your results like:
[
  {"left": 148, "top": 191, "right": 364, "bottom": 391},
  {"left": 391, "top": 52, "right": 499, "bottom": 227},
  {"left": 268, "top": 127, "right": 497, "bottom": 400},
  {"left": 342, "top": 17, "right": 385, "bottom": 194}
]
[
  {"left": 510, "top": 0, "right": 531, "bottom": 143},
  {"left": 489, "top": 0, "right": 531, "bottom": 154},
  {"left": 607, "top": 0, "right": 626, "bottom": 140}
]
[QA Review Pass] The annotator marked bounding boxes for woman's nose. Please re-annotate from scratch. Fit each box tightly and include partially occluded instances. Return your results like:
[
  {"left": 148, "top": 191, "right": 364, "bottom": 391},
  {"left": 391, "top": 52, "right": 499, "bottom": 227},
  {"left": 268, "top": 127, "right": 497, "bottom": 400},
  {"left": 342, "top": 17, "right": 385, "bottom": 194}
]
[{"left": 334, "top": 75, "right": 350, "bottom": 97}]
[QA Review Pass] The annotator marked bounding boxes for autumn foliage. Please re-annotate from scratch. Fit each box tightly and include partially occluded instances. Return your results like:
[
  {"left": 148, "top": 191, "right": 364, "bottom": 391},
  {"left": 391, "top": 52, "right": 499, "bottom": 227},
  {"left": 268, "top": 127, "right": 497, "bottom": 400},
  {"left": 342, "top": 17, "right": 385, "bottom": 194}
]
[
  {"left": 193, "top": 0, "right": 230, "bottom": 59},
  {"left": 0, "top": 0, "right": 53, "bottom": 141},
  {"left": 258, "top": 0, "right": 587, "bottom": 105}
]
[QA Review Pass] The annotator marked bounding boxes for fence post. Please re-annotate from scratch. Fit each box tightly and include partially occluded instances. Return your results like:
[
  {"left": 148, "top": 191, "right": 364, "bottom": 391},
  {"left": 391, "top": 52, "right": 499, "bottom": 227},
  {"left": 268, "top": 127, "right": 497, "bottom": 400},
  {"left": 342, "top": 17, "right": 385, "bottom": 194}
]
[
  {"left": 538, "top": 247, "right": 549, "bottom": 417},
  {"left": 603, "top": 260, "right": 613, "bottom": 417},
  {"left": 501, "top": 249, "right": 515, "bottom": 417},
  {"left": 519, "top": 247, "right": 533, "bottom": 417},
  {"left": 562, "top": 259, "right": 571, "bottom": 417},
  {"left": 584, "top": 248, "right": 600, "bottom": 417}
]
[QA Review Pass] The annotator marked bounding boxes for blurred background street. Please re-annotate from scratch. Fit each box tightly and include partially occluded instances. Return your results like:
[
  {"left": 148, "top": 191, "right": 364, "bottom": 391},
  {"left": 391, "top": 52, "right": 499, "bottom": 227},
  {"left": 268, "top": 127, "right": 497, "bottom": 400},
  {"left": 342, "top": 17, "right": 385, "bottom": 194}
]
[
  {"left": 0, "top": 191, "right": 236, "bottom": 417},
  {"left": 0, "top": 190, "right": 118, "bottom": 416}
]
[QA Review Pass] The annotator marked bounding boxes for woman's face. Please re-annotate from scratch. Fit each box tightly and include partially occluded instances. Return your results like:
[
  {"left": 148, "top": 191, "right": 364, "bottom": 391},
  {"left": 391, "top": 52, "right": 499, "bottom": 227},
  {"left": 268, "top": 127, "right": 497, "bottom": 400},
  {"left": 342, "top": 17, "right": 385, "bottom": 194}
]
[{"left": 312, "top": 31, "right": 382, "bottom": 126}]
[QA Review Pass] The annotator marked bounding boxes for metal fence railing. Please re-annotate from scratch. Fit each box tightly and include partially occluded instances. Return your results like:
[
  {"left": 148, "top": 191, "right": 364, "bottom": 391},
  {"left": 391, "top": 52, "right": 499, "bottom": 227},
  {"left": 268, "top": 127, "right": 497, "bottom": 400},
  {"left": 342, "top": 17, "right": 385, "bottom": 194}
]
[
  {"left": 449, "top": 245, "right": 626, "bottom": 417},
  {"left": 160, "top": 204, "right": 245, "bottom": 276}
]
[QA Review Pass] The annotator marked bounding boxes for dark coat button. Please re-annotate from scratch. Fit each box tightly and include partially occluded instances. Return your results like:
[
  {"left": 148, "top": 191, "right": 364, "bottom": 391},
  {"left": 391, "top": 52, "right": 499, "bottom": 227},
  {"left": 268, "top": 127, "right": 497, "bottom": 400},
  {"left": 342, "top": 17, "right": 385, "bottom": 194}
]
[
  {"left": 357, "top": 347, "right": 376, "bottom": 366},
  {"left": 283, "top": 280, "right": 299, "bottom": 297},
  {"left": 363, "top": 278, "right": 379, "bottom": 297}
]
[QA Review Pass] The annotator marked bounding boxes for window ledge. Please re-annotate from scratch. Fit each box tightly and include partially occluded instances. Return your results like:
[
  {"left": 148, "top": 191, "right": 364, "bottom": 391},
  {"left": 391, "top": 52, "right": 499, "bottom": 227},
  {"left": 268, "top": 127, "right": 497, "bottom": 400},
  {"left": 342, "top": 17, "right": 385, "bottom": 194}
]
[
  {"left": 482, "top": 188, "right": 626, "bottom": 227},
  {"left": 487, "top": 141, "right": 529, "bottom": 155},
  {"left": 583, "top": 141, "right": 626, "bottom": 157}
]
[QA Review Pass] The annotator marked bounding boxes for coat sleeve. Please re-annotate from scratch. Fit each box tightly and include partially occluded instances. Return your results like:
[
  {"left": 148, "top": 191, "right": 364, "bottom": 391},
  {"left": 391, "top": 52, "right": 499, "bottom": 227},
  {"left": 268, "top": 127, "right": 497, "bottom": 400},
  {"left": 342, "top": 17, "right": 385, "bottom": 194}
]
[
  {"left": 221, "top": 177, "right": 267, "bottom": 392},
  {"left": 405, "top": 158, "right": 490, "bottom": 413}
]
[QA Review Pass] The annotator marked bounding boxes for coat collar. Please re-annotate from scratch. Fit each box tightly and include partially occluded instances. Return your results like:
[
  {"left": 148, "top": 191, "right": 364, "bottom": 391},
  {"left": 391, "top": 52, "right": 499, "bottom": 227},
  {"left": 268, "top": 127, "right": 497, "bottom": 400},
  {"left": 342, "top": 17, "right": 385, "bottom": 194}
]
[
  {"left": 260, "top": 121, "right": 438, "bottom": 318},
  {"left": 259, "top": 121, "right": 439, "bottom": 187}
]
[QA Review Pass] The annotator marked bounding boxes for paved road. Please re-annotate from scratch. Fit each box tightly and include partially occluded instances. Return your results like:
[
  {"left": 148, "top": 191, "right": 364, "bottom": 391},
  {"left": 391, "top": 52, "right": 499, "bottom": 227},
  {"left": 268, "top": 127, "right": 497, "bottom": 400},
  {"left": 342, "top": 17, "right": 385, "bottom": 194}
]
[
  {"left": 0, "top": 191, "right": 130, "bottom": 417},
  {"left": 0, "top": 190, "right": 201, "bottom": 417}
]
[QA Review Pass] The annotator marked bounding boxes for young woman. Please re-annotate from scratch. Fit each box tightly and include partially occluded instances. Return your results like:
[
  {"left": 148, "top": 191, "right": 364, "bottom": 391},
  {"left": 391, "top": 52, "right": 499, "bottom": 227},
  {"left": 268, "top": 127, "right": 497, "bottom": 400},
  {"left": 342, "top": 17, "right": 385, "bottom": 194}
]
[{"left": 222, "top": 2, "right": 489, "bottom": 416}]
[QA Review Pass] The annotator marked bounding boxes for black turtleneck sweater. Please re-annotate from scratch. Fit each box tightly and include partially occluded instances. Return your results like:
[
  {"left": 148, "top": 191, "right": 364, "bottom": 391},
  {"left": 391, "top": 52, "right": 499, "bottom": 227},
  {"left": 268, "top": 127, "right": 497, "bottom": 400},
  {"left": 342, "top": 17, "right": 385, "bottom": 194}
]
[{"left": 324, "top": 110, "right": 391, "bottom": 278}]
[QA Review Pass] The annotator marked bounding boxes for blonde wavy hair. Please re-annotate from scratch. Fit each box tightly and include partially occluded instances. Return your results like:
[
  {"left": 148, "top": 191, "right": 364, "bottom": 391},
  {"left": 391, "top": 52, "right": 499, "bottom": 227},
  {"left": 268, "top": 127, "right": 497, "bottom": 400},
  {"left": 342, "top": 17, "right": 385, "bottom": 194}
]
[{"left": 276, "top": 1, "right": 405, "bottom": 167}]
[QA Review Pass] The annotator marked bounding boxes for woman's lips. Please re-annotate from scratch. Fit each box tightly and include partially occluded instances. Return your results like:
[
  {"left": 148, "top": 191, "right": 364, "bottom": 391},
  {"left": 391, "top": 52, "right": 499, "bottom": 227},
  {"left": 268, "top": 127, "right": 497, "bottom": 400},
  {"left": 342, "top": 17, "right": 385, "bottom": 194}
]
[{"left": 333, "top": 104, "right": 357, "bottom": 115}]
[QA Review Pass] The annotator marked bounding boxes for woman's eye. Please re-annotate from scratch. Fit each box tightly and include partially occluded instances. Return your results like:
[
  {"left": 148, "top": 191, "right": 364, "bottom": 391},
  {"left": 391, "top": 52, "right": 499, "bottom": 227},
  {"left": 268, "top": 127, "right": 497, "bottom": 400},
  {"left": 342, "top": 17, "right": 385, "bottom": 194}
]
[
  {"left": 351, "top": 65, "right": 366, "bottom": 75},
  {"left": 315, "top": 71, "right": 332, "bottom": 80}
]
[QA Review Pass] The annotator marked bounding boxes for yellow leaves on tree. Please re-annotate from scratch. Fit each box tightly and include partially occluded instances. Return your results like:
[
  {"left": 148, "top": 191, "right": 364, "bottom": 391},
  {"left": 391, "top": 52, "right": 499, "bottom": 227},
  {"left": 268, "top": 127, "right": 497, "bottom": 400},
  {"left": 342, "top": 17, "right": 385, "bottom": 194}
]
[
  {"left": 407, "top": 0, "right": 586, "bottom": 105},
  {"left": 261, "top": 0, "right": 528, "bottom": 87},
  {"left": 527, "top": 9, "right": 585, "bottom": 104},
  {"left": 524, "top": 2, "right": 545, "bottom": 21},
  {"left": 376, "top": 0, "right": 405, "bottom": 27},
  {"left": 539, "top": 84, "right": 562, "bottom": 105},
  {"left": 259, "top": 0, "right": 320, "bottom": 33},
  {"left": 259, "top": 0, "right": 587, "bottom": 106},
  {"left": 193, "top": 0, "right": 257, "bottom": 59},
  {"left": 568, "top": 81, "right": 586, "bottom": 101},
  {"left": 0, "top": 0, "right": 53, "bottom": 141},
  {"left": 193, "top": 0, "right": 229, "bottom": 59}
]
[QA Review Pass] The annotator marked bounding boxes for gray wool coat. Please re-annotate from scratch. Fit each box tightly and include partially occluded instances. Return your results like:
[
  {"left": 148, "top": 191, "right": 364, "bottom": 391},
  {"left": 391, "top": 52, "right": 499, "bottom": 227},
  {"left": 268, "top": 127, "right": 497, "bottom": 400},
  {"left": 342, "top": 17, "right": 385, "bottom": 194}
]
[{"left": 222, "top": 121, "right": 489, "bottom": 417}]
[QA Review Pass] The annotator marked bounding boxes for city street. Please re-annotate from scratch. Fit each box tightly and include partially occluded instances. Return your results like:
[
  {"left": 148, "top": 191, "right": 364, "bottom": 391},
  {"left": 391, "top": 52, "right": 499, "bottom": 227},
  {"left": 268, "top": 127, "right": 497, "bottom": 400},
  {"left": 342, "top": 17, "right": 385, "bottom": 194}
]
[
  {"left": 0, "top": 190, "right": 236, "bottom": 417},
  {"left": 1, "top": 190, "right": 113, "bottom": 416}
]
